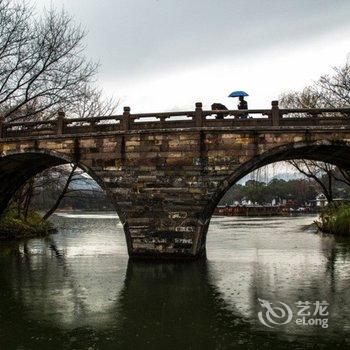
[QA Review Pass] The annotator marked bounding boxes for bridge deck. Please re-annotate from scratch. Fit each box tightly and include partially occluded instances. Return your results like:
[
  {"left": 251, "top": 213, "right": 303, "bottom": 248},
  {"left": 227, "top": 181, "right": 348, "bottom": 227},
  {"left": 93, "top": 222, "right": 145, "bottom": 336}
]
[{"left": 1, "top": 101, "right": 350, "bottom": 139}]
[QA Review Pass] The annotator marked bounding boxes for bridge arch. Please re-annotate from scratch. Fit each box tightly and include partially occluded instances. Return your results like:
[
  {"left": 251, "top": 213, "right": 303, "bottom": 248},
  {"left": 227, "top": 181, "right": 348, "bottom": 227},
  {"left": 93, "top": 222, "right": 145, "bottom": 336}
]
[
  {"left": 200, "top": 140, "right": 350, "bottom": 251},
  {"left": 0, "top": 149, "right": 131, "bottom": 251}
]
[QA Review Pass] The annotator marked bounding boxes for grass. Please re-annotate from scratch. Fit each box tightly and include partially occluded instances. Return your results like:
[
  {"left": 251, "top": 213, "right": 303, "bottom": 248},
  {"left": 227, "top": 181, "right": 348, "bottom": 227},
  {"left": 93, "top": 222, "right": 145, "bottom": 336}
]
[
  {"left": 316, "top": 203, "right": 350, "bottom": 236},
  {"left": 0, "top": 205, "right": 55, "bottom": 240}
]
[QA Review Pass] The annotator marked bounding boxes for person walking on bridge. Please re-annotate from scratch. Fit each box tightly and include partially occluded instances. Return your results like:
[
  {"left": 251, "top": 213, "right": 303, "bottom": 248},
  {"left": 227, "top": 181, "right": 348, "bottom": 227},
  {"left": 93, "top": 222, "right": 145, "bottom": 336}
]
[
  {"left": 228, "top": 90, "right": 249, "bottom": 119},
  {"left": 237, "top": 96, "right": 248, "bottom": 118},
  {"left": 211, "top": 103, "right": 228, "bottom": 119}
]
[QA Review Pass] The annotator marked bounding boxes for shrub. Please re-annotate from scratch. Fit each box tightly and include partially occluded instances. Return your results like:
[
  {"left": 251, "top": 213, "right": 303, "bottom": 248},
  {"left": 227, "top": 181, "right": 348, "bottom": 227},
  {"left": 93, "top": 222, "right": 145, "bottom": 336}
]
[
  {"left": 316, "top": 203, "right": 350, "bottom": 236},
  {"left": 0, "top": 205, "right": 55, "bottom": 240}
]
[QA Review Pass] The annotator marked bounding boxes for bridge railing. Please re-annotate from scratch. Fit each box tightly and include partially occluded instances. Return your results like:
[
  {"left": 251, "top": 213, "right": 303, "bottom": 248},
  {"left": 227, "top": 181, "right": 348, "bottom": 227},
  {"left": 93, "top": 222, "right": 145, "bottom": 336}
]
[{"left": 1, "top": 101, "right": 350, "bottom": 138}]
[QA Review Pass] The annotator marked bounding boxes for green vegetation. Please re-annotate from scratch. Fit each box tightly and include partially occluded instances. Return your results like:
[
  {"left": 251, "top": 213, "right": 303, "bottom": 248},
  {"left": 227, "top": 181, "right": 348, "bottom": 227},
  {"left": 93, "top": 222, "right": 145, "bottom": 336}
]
[
  {"left": 220, "top": 176, "right": 350, "bottom": 206},
  {"left": 0, "top": 205, "right": 55, "bottom": 241},
  {"left": 316, "top": 204, "right": 350, "bottom": 236},
  {"left": 220, "top": 178, "right": 319, "bottom": 205}
]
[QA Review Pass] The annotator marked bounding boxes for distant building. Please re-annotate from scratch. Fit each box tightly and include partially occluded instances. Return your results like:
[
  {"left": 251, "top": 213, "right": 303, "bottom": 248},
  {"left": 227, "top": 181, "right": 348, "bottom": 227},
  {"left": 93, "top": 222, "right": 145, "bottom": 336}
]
[{"left": 316, "top": 193, "right": 328, "bottom": 207}]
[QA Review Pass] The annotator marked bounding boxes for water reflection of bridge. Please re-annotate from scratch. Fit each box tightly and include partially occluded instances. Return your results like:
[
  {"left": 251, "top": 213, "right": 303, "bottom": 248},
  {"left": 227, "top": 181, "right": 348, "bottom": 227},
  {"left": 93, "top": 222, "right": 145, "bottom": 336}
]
[
  {"left": 215, "top": 204, "right": 292, "bottom": 216},
  {"left": 1, "top": 230, "right": 350, "bottom": 348}
]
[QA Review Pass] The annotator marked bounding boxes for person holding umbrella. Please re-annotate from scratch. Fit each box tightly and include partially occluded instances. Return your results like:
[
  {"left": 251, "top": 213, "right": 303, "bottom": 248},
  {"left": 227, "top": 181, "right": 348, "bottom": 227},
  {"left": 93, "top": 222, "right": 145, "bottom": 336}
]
[{"left": 228, "top": 91, "right": 249, "bottom": 118}]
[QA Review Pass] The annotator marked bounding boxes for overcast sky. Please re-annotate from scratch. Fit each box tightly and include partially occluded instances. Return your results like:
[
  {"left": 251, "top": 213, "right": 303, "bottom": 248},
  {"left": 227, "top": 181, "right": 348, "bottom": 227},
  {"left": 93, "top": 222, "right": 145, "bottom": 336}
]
[{"left": 35, "top": 0, "right": 350, "bottom": 113}]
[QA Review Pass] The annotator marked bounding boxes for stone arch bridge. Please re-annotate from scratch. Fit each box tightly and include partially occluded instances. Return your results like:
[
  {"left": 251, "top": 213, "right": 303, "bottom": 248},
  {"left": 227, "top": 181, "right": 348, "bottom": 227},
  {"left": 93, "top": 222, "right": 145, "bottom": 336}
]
[{"left": 1, "top": 101, "right": 350, "bottom": 259}]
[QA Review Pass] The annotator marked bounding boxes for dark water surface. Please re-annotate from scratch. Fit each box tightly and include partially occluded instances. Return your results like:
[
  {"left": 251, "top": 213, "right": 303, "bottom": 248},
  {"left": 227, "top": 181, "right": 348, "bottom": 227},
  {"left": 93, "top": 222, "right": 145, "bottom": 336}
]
[{"left": 1, "top": 214, "right": 350, "bottom": 349}]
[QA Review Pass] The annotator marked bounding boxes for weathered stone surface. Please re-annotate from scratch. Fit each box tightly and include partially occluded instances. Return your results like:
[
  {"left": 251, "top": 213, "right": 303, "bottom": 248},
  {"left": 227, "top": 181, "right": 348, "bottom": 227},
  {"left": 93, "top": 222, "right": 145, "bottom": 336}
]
[{"left": 1, "top": 123, "right": 350, "bottom": 259}]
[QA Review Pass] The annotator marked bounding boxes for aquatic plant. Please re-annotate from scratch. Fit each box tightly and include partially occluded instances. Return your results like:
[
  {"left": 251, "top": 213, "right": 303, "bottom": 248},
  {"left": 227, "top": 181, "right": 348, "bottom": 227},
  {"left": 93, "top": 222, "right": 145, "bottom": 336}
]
[{"left": 316, "top": 203, "right": 350, "bottom": 236}]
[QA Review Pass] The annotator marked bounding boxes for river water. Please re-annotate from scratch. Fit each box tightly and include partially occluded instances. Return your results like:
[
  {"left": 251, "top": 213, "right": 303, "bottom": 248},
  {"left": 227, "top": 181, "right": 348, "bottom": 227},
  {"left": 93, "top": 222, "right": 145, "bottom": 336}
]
[{"left": 0, "top": 214, "right": 350, "bottom": 349}]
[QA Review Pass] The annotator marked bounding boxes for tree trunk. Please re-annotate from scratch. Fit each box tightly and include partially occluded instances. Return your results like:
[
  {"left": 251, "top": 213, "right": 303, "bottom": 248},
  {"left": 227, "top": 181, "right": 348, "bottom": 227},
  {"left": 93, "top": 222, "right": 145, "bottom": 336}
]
[
  {"left": 23, "top": 179, "right": 34, "bottom": 220},
  {"left": 288, "top": 160, "right": 334, "bottom": 203},
  {"left": 41, "top": 164, "right": 78, "bottom": 221}
]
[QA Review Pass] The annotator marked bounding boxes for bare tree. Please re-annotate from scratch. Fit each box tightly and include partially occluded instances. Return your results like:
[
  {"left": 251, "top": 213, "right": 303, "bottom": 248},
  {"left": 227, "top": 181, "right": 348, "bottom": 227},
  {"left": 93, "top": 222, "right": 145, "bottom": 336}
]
[
  {"left": 333, "top": 167, "right": 350, "bottom": 188},
  {"left": 11, "top": 163, "right": 105, "bottom": 221},
  {"left": 280, "top": 86, "right": 322, "bottom": 109},
  {"left": 0, "top": 0, "right": 98, "bottom": 122},
  {"left": 280, "top": 56, "right": 350, "bottom": 109},
  {"left": 317, "top": 58, "right": 350, "bottom": 107},
  {"left": 0, "top": 1, "right": 120, "bottom": 220},
  {"left": 66, "top": 84, "right": 119, "bottom": 119},
  {"left": 288, "top": 160, "right": 334, "bottom": 202},
  {"left": 41, "top": 164, "right": 78, "bottom": 220},
  {"left": 11, "top": 179, "right": 34, "bottom": 220},
  {"left": 281, "top": 57, "right": 350, "bottom": 200}
]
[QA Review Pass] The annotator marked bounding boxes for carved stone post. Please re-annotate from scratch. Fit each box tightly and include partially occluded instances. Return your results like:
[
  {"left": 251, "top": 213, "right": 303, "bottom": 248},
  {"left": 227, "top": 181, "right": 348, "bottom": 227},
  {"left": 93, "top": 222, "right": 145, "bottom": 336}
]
[
  {"left": 122, "top": 106, "right": 131, "bottom": 131},
  {"left": 195, "top": 102, "right": 203, "bottom": 127},
  {"left": 271, "top": 100, "right": 281, "bottom": 126},
  {"left": 57, "top": 109, "right": 65, "bottom": 135}
]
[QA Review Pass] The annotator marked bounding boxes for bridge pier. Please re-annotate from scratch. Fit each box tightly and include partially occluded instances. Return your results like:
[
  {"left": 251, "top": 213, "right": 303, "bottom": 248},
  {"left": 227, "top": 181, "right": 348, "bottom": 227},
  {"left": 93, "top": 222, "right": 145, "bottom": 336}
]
[
  {"left": 106, "top": 162, "right": 216, "bottom": 259},
  {"left": 122, "top": 205, "right": 210, "bottom": 260}
]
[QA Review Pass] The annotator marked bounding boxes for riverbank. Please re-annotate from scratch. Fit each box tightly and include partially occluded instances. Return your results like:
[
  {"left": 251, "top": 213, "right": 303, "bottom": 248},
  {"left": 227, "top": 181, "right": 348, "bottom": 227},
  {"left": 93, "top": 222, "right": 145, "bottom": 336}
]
[
  {"left": 315, "top": 204, "right": 350, "bottom": 236},
  {"left": 0, "top": 207, "right": 56, "bottom": 240},
  {"left": 215, "top": 204, "right": 317, "bottom": 216}
]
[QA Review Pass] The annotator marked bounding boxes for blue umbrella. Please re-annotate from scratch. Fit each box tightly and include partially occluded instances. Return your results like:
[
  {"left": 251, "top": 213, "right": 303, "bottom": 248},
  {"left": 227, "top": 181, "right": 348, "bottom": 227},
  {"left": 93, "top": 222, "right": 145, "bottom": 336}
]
[{"left": 228, "top": 90, "right": 249, "bottom": 98}]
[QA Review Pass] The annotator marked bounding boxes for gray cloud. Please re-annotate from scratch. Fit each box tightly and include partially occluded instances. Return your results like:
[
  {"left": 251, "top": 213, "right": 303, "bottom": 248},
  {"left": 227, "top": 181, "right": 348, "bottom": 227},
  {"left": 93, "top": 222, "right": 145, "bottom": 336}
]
[{"left": 40, "top": 0, "right": 350, "bottom": 80}]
